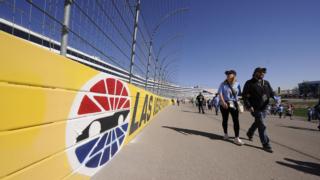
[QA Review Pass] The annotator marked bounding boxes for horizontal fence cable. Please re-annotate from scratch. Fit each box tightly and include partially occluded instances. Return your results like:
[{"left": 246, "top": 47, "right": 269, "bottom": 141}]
[
  {"left": 111, "top": 0, "right": 132, "bottom": 35},
  {"left": 24, "top": 0, "right": 127, "bottom": 70},
  {"left": 95, "top": 0, "right": 131, "bottom": 49},
  {"left": 72, "top": 1, "right": 130, "bottom": 60}
]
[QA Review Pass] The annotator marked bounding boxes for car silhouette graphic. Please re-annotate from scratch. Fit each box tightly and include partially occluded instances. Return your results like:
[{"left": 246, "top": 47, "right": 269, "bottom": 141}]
[{"left": 76, "top": 110, "right": 130, "bottom": 142}]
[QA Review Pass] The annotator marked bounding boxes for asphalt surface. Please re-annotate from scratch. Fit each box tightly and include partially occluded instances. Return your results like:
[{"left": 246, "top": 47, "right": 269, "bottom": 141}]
[{"left": 93, "top": 104, "right": 320, "bottom": 180}]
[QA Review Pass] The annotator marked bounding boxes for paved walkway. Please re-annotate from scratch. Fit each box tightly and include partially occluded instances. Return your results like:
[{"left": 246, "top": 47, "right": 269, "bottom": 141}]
[{"left": 93, "top": 104, "right": 320, "bottom": 180}]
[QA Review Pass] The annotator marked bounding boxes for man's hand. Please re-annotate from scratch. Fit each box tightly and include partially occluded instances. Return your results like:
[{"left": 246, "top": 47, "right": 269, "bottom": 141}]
[{"left": 249, "top": 107, "right": 254, "bottom": 112}]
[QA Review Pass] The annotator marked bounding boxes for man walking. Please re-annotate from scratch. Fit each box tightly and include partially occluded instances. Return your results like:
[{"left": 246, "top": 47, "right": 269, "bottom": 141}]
[
  {"left": 196, "top": 92, "right": 205, "bottom": 114},
  {"left": 314, "top": 98, "right": 320, "bottom": 130},
  {"left": 242, "top": 67, "right": 275, "bottom": 153}
]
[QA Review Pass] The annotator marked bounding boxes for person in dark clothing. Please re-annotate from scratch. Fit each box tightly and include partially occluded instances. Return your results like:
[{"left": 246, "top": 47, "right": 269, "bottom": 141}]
[
  {"left": 171, "top": 99, "right": 175, "bottom": 105},
  {"left": 314, "top": 98, "right": 320, "bottom": 130},
  {"left": 242, "top": 67, "right": 275, "bottom": 153},
  {"left": 196, "top": 92, "right": 205, "bottom": 114},
  {"left": 207, "top": 99, "right": 212, "bottom": 110}
]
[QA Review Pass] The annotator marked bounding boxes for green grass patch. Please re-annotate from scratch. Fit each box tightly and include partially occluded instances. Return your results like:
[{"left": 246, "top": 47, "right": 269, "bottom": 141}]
[{"left": 293, "top": 108, "right": 308, "bottom": 118}]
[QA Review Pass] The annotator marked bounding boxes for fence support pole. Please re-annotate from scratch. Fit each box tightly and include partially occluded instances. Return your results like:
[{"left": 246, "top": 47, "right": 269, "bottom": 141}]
[
  {"left": 153, "top": 58, "right": 158, "bottom": 92},
  {"left": 145, "top": 41, "right": 152, "bottom": 89},
  {"left": 129, "top": 0, "right": 141, "bottom": 83},
  {"left": 60, "top": 0, "right": 73, "bottom": 56},
  {"left": 157, "top": 67, "right": 162, "bottom": 94}
]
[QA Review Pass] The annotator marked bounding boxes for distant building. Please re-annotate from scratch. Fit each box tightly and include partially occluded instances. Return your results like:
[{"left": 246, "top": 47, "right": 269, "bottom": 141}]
[
  {"left": 298, "top": 81, "right": 320, "bottom": 98},
  {"left": 279, "top": 89, "right": 296, "bottom": 95},
  {"left": 278, "top": 88, "right": 299, "bottom": 98}
]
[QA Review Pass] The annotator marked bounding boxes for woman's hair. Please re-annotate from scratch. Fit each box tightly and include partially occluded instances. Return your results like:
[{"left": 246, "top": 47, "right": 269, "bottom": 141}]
[{"left": 225, "top": 74, "right": 237, "bottom": 84}]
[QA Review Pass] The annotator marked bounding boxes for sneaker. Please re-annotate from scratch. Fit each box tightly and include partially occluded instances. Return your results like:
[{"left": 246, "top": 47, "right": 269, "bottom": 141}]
[
  {"left": 263, "top": 145, "right": 273, "bottom": 153},
  {"left": 234, "top": 137, "right": 244, "bottom": 146},
  {"left": 223, "top": 134, "right": 229, "bottom": 140},
  {"left": 246, "top": 132, "right": 253, "bottom": 141}
]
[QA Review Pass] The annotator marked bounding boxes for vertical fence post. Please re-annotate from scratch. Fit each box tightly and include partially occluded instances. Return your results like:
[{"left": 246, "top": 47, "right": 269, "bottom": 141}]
[
  {"left": 60, "top": 0, "right": 73, "bottom": 56},
  {"left": 160, "top": 75, "right": 163, "bottom": 96},
  {"left": 162, "top": 74, "right": 165, "bottom": 96},
  {"left": 129, "top": 0, "right": 141, "bottom": 84},
  {"left": 153, "top": 58, "right": 158, "bottom": 92},
  {"left": 161, "top": 74, "right": 165, "bottom": 96},
  {"left": 145, "top": 41, "right": 152, "bottom": 89},
  {"left": 157, "top": 67, "right": 162, "bottom": 94}
]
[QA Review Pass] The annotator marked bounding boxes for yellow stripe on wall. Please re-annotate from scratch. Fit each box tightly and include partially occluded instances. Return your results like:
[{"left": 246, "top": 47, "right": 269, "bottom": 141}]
[
  {"left": 0, "top": 31, "right": 98, "bottom": 91},
  {"left": 0, "top": 83, "right": 76, "bottom": 131},
  {"left": 0, "top": 31, "right": 171, "bottom": 179}
]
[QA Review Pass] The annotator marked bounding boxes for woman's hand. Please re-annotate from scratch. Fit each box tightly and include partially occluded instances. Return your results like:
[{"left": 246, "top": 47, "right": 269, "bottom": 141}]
[{"left": 222, "top": 101, "right": 228, "bottom": 109}]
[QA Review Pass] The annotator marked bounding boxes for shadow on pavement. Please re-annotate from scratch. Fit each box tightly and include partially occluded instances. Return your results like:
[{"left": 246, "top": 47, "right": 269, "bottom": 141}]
[
  {"left": 181, "top": 110, "right": 198, "bottom": 113},
  {"left": 181, "top": 109, "right": 214, "bottom": 115},
  {"left": 181, "top": 110, "right": 207, "bottom": 114},
  {"left": 278, "top": 125, "right": 319, "bottom": 132},
  {"left": 162, "top": 126, "right": 223, "bottom": 140},
  {"left": 243, "top": 143, "right": 263, "bottom": 150},
  {"left": 162, "top": 126, "right": 263, "bottom": 150},
  {"left": 276, "top": 158, "right": 320, "bottom": 177}
]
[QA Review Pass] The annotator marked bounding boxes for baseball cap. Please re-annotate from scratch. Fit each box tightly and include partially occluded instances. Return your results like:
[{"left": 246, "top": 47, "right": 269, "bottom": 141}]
[
  {"left": 253, "top": 67, "right": 267, "bottom": 74},
  {"left": 225, "top": 70, "right": 237, "bottom": 75}
]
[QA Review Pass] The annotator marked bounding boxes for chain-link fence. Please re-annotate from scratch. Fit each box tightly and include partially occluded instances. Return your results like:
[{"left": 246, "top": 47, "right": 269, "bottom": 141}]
[{"left": 0, "top": 0, "right": 200, "bottom": 98}]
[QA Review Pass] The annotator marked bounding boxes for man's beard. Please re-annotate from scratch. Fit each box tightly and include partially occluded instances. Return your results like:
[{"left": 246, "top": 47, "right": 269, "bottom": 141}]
[{"left": 254, "top": 74, "right": 263, "bottom": 80}]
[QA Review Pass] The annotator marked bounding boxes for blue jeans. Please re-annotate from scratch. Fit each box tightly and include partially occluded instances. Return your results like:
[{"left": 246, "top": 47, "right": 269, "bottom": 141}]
[{"left": 248, "top": 111, "right": 270, "bottom": 147}]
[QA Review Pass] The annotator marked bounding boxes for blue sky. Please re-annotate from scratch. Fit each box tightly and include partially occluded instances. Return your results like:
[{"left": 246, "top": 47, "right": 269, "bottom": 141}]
[{"left": 177, "top": 0, "right": 320, "bottom": 90}]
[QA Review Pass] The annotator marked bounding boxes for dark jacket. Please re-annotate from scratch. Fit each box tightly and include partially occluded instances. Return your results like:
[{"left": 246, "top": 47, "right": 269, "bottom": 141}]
[
  {"left": 242, "top": 78, "right": 275, "bottom": 111},
  {"left": 314, "top": 99, "right": 320, "bottom": 113},
  {"left": 196, "top": 94, "right": 205, "bottom": 105}
]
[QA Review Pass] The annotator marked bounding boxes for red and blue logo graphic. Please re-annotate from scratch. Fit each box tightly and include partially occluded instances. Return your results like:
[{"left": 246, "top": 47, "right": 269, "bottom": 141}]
[{"left": 66, "top": 74, "right": 130, "bottom": 176}]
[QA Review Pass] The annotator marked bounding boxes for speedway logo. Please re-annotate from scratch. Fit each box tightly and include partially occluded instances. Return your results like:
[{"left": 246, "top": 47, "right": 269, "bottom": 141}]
[{"left": 66, "top": 73, "right": 130, "bottom": 176}]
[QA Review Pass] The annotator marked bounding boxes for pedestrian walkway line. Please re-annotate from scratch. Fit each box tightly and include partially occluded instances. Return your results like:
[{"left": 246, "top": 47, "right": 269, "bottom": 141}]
[{"left": 182, "top": 107, "right": 320, "bottom": 162}]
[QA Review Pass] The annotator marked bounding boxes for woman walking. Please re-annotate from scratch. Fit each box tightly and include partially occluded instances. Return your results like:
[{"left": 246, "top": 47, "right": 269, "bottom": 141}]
[{"left": 218, "top": 70, "right": 244, "bottom": 145}]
